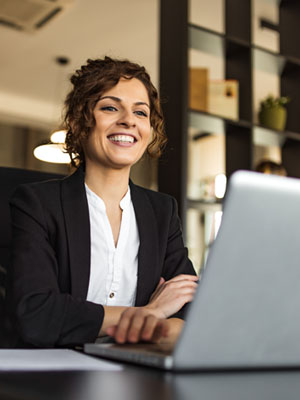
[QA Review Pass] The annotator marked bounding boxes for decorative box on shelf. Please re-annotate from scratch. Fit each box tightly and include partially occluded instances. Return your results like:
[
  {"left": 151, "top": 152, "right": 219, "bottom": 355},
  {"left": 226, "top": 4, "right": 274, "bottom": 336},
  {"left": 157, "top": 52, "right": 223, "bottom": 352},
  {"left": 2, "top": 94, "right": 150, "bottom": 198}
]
[
  {"left": 208, "top": 79, "right": 239, "bottom": 121},
  {"left": 189, "top": 68, "right": 239, "bottom": 121}
]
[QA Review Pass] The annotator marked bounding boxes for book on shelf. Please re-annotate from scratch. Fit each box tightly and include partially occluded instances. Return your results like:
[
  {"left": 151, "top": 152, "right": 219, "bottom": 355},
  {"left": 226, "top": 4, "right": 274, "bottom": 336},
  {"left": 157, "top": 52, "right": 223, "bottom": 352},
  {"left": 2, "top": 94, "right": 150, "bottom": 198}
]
[{"left": 189, "top": 67, "right": 208, "bottom": 112}]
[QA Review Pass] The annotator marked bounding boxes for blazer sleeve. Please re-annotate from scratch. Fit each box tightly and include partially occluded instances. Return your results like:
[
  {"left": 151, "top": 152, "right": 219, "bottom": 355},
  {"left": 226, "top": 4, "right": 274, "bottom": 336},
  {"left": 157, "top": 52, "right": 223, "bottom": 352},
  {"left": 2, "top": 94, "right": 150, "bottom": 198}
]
[
  {"left": 162, "top": 196, "right": 197, "bottom": 320},
  {"left": 8, "top": 184, "right": 103, "bottom": 348}
]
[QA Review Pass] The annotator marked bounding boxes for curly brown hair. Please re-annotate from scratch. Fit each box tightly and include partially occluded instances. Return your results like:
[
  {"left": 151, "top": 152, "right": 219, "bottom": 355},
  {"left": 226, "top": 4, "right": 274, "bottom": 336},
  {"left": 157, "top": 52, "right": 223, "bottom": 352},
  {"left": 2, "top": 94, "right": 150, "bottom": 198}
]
[{"left": 63, "top": 56, "right": 166, "bottom": 167}]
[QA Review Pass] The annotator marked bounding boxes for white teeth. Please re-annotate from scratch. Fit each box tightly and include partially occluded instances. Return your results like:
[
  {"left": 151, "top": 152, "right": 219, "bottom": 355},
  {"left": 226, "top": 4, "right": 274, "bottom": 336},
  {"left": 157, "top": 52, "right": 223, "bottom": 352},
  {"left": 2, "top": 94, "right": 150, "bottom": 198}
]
[{"left": 109, "top": 135, "right": 135, "bottom": 143}]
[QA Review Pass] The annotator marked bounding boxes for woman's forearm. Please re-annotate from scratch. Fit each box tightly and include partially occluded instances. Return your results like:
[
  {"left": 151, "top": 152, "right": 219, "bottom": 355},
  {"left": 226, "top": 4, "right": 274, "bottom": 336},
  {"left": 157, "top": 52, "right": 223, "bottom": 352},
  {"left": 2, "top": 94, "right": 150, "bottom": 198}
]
[{"left": 99, "top": 306, "right": 128, "bottom": 336}]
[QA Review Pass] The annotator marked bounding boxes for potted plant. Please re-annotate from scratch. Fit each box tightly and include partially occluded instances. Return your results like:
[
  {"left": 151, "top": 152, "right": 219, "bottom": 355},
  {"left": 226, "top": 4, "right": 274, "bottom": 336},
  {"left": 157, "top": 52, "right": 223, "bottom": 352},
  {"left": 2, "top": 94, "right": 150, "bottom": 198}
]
[{"left": 258, "top": 95, "right": 290, "bottom": 131}]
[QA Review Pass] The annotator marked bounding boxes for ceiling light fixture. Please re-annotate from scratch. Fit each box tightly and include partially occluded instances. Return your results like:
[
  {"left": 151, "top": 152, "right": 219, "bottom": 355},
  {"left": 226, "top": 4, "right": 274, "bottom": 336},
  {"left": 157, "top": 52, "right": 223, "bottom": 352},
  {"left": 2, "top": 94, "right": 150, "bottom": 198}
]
[
  {"left": 50, "top": 129, "right": 67, "bottom": 144},
  {"left": 33, "top": 143, "right": 70, "bottom": 164}
]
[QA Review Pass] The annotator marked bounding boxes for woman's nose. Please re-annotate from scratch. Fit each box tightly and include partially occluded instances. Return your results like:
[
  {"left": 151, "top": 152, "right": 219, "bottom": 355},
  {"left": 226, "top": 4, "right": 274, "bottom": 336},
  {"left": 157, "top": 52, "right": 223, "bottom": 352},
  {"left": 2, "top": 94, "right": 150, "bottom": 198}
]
[{"left": 117, "top": 109, "right": 136, "bottom": 128}]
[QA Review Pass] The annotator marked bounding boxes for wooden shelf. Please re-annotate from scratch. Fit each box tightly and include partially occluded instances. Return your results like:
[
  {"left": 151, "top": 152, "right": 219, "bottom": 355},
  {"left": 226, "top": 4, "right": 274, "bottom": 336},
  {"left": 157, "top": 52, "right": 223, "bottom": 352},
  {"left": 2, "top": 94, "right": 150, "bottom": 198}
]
[
  {"left": 159, "top": 0, "right": 300, "bottom": 232},
  {"left": 187, "top": 198, "right": 222, "bottom": 212},
  {"left": 190, "top": 23, "right": 300, "bottom": 73},
  {"left": 189, "top": 108, "right": 300, "bottom": 142}
]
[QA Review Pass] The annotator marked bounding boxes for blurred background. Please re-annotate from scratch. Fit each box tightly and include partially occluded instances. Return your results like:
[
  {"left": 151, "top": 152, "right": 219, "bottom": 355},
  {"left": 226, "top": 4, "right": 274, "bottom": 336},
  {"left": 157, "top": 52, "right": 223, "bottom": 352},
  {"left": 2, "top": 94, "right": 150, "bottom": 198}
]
[{"left": 0, "top": 0, "right": 159, "bottom": 184}]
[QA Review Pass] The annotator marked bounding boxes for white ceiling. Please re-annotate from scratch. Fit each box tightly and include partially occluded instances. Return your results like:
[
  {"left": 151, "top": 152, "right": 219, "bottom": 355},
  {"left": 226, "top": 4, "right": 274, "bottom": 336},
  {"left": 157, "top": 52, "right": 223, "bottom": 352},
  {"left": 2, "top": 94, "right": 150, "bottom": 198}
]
[{"left": 0, "top": 0, "right": 159, "bottom": 131}]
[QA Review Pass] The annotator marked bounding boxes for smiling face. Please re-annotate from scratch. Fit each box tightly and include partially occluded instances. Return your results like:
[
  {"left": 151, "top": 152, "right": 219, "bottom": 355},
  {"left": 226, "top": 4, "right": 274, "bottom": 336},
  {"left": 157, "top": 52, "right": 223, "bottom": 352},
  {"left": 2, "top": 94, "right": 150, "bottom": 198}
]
[{"left": 83, "top": 77, "right": 151, "bottom": 174}]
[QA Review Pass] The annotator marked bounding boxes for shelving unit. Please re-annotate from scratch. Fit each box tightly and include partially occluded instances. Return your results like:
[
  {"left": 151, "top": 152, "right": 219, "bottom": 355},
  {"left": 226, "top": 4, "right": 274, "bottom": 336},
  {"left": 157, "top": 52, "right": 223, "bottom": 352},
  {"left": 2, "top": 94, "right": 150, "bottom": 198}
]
[{"left": 159, "top": 0, "right": 300, "bottom": 271}]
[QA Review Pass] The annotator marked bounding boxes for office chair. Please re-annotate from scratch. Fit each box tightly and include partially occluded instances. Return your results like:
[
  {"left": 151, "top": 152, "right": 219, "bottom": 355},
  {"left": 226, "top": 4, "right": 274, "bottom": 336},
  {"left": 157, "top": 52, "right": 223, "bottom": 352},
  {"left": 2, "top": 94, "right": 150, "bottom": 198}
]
[{"left": 0, "top": 166, "right": 65, "bottom": 347}]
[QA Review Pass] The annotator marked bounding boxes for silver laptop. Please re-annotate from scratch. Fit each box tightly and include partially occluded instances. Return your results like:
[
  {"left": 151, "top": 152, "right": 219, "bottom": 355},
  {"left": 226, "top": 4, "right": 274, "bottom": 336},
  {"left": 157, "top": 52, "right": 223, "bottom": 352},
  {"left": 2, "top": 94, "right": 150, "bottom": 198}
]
[{"left": 85, "top": 170, "right": 300, "bottom": 370}]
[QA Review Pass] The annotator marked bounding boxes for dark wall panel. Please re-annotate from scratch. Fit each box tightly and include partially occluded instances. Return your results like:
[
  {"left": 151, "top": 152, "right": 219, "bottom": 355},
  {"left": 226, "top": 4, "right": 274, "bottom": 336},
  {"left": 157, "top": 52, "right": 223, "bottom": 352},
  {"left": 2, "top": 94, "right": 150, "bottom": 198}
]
[
  {"left": 280, "top": 0, "right": 300, "bottom": 59},
  {"left": 281, "top": 62, "right": 300, "bottom": 133},
  {"left": 226, "top": 124, "right": 252, "bottom": 177},
  {"left": 225, "top": 0, "right": 251, "bottom": 42},
  {"left": 226, "top": 42, "right": 252, "bottom": 122},
  {"left": 159, "top": 0, "right": 188, "bottom": 228}
]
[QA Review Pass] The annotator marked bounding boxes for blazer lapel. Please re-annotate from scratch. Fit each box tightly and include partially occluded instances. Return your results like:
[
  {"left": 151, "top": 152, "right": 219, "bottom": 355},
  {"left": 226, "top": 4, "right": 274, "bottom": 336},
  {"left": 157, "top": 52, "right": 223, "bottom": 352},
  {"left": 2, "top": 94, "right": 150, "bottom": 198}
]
[
  {"left": 130, "top": 182, "right": 159, "bottom": 306},
  {"left": 61, "top": 167, "right": 91, "bottom": 300}
]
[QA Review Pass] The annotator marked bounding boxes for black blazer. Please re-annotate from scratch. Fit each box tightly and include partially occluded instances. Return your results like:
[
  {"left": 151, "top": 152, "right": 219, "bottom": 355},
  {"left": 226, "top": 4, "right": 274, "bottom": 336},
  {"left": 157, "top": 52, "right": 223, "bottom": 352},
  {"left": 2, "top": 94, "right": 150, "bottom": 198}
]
[{"left": 8, "top": 167, "right": 195, "bottom": 347}]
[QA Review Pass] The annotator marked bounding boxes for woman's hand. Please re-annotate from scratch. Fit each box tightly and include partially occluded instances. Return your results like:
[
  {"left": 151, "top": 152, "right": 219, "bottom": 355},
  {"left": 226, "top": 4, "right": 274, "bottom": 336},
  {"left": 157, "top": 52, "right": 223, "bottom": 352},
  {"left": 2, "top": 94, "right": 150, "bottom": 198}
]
[
  {"left": 145, "top": 274, "right": 199, "bottom": 319},
  {"left": 106, "top": 307, "right": 169, "bottom": 344},
  {"left": 104, "top": 274, "right": 198, "bottom": 344}
]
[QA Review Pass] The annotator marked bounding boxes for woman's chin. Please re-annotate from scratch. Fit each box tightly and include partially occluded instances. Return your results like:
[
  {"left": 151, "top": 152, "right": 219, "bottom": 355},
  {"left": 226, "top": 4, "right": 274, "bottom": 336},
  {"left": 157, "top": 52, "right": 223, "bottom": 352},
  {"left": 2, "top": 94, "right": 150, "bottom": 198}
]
[{"left": 108, "top": 155, "right": 142, "bottom": 170}]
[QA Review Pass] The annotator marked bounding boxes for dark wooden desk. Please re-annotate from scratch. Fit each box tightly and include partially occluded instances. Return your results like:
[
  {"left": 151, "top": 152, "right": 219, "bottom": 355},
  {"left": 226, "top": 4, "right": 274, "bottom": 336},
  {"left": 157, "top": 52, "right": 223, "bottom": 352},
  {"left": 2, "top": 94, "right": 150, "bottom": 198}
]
[{"left": 1, "top": 365, "right": 300, "bottom": 400}]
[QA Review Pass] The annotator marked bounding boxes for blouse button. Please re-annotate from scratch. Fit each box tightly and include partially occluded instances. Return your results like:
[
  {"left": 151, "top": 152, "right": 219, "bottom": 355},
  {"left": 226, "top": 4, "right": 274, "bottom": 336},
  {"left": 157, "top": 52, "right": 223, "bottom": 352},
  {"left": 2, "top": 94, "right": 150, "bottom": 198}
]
[{"left": 109, "top": 292, "right": 115, "bottom": 299}]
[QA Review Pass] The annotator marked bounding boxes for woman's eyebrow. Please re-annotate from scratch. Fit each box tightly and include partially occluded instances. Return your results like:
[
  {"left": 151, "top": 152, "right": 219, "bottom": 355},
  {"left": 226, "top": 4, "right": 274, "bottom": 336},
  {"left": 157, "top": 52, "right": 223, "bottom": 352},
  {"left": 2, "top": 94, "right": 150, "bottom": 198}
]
[
  {"left": 99, "top": 96, "right": 150, "bottom": 109},
  {"left": 99, "top": 95, "right": 121, "bottom": 102},
  {"left": 135, "top": 101, "right": 150, "bottom": 109}
]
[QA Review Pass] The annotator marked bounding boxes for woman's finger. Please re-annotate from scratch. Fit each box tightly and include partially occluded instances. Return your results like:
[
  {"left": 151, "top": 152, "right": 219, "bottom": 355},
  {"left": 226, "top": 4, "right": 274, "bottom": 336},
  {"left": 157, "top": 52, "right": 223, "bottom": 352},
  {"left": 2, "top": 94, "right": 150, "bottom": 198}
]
[
  {"left": 113, "top": 308, "right": 136, "bottom": 343},
  {"left": 149, "top": 277, "right": 165, "bottom": 301},
  {"left": 140, "top": 315, "right": 159, "bottom": 341},
  {"left": 127, "top": 311, "right": 147, "bottom": 343},
  {"left": 106, "top": 325, "right": 117, "bottom": 337},
  {"left": 164, "top": 280, "right": 198, "bottom": 290}
]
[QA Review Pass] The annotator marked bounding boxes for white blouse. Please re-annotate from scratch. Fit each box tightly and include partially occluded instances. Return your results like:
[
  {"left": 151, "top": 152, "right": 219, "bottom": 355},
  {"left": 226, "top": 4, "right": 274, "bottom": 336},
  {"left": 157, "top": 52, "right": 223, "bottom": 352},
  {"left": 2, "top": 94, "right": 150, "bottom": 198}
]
[{"left": 85, "top": 184, "right": 139, "bottom": 307}]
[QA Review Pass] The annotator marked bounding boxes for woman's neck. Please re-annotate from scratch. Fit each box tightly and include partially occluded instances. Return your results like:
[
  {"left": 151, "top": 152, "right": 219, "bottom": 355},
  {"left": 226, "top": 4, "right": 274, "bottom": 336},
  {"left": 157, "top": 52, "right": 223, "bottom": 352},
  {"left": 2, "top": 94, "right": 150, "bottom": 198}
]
[{"left": 84, "top": 164, "right": 130, "bottom": 205}]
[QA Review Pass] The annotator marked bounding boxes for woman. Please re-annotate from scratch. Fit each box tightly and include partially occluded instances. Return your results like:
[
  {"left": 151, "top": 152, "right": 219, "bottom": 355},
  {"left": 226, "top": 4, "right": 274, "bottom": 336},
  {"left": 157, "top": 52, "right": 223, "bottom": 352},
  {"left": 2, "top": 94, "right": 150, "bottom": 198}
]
[{"left": 8, "top": 57, "right": 197, "bottom": 348}]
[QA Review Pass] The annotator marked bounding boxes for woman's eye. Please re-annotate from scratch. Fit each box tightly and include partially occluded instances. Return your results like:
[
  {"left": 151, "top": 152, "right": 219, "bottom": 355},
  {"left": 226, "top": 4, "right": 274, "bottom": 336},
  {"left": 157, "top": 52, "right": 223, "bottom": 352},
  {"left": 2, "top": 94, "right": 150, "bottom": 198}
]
[
  {"left": 101, "top": 106, "right": 117, "bottom": 112},
  {"left": 135, "top": 110, "right": 148, "bottom": 117}
]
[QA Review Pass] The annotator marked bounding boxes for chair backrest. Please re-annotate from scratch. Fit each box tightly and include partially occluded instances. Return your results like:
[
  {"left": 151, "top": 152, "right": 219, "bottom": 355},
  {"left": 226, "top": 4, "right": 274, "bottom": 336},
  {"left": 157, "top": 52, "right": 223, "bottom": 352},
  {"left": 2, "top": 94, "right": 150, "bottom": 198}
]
[{"left": 0, "top": 167, "right": 65, "bottom": 347}]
